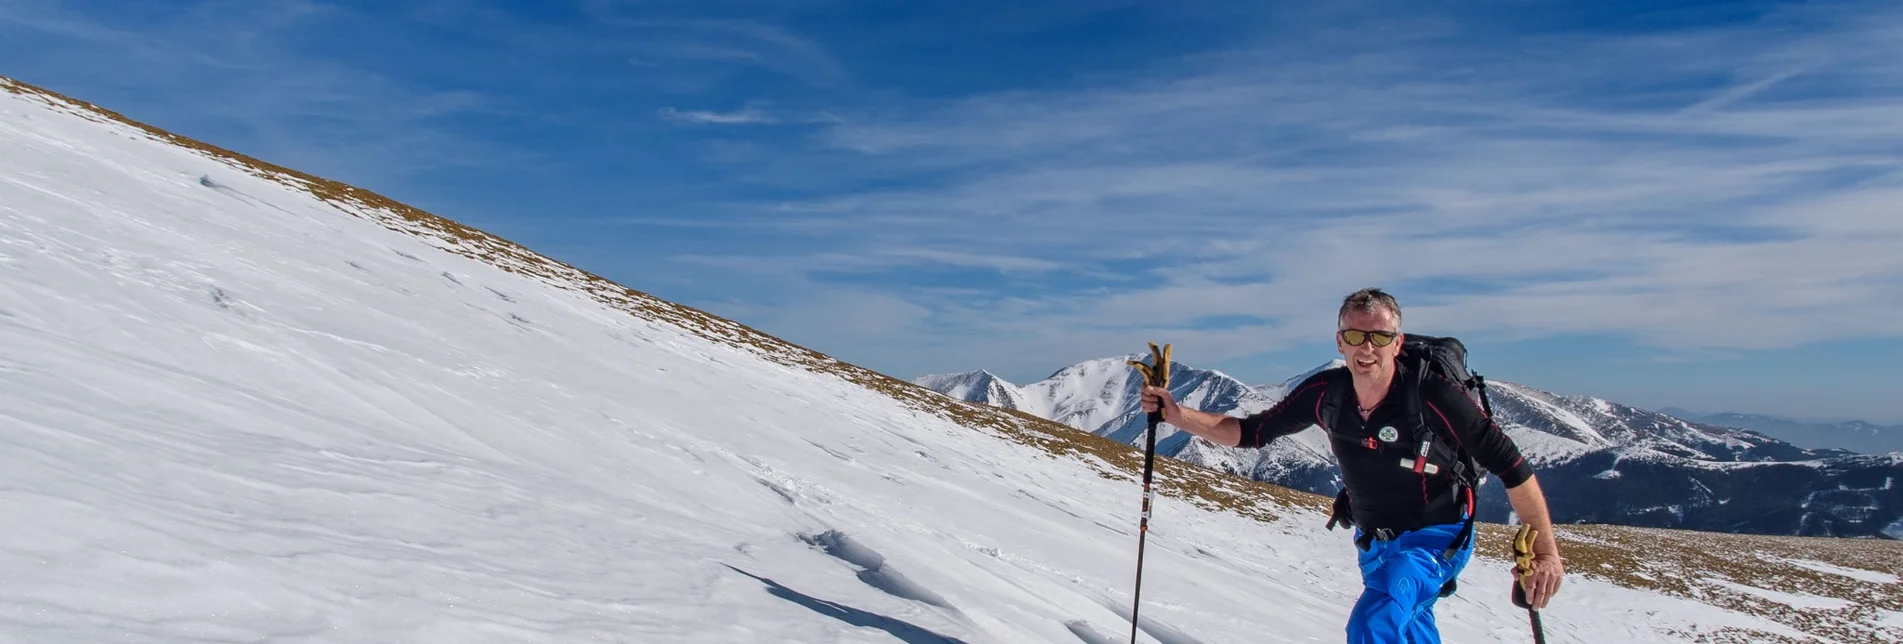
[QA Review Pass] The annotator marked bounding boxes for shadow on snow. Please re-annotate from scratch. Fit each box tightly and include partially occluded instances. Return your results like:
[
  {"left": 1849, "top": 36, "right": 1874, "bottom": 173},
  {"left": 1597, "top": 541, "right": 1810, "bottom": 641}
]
[{"left": 723, "top": 564, "right": 970, "bottom": 644}]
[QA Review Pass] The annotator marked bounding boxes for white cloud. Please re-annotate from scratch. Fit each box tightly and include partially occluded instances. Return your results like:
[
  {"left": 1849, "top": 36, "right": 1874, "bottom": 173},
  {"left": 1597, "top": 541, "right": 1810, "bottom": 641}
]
[
  {"left": 659, "top": 106, "right": 779, "bottom": 125},
  {"left": 604, "top": 17, "right": 849, "bottom": 87},
  {"left": 0, "top": 0, "right": 528, "bottom": 182},
  {"left": 686, "top": 0, "right": 1903, "bottom": 374}
]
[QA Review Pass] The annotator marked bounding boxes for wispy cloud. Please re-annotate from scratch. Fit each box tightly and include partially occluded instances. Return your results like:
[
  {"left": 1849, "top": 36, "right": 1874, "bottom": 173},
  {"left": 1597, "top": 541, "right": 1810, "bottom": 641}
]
[
  {"left": 8, "top": 0, "right": 1900, "bottom": 418},
  {"left": 660, "top": 106, "right": 780, "bottom": 125},
  {"left": 659, "top": 0, "right": 1903, "bottom": 384},
  {"left": 657, "top": 103, "right": 842, "bottom": 126},
  {"left": 0, "top": 0, "right": 530, "bottom": 183},
  {"left": 673, "top": 248, "right": 1070, "bottom": 276},
  {"left": 592, "top": 13, "right": 849, "bottom": 88}
]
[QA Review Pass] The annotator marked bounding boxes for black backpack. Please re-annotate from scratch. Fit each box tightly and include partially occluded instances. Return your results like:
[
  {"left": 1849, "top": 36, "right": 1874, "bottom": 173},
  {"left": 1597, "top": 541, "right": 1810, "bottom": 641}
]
[{"left": 1317, "top": 334, "right": 1494, "bottom": 566}]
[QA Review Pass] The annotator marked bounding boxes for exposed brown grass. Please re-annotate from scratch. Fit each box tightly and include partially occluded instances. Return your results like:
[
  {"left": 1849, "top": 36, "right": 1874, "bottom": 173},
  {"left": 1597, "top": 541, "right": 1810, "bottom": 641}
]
[{"left": 6, "top": 74, "right": 1898, "bottom": 643}]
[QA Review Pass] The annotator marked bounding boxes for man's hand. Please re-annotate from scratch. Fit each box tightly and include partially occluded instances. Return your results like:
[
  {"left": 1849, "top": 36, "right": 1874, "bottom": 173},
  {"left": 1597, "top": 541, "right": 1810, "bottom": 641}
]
[
  {"left": 1517, "top": 553, "right": 1564, "bottom": 610},
  {"left": 1506, "top": 478, "right": 1566, "bottom": 611},
  {"left": 1139, "top": 384, "right": 1243, "bottom": 447},
  {"left": 1140, "top": 385, "right": 1179, "bottom": 425}
]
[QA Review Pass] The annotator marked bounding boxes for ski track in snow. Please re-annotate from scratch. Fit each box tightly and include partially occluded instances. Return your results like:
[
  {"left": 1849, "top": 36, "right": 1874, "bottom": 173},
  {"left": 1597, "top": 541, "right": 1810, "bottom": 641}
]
[{"left": 0, "top": 83, "right": 1860, "bottom": 642}]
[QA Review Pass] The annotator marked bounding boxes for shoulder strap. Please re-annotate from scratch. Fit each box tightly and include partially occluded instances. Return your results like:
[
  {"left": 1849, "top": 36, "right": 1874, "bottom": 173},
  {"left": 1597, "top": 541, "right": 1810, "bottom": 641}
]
[
  {"left": 1317, "top": 368, "right": 1353, "bottom": 439},
  {"left": 1408, "top": 361, "right": 1483, "bottom": 487},
  {"left": 1405, "top": 357, "right": 1427, "bottom": 436},
  {"left": 1405, "top": 361, "right": 1485, "bottom": 560}
]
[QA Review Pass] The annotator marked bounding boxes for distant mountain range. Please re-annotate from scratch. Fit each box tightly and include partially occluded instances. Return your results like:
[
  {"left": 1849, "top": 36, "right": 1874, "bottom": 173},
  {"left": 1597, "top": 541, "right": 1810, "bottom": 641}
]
[
  {"left": 916, "top": 356, "right": 1903, "bottom": 540},
  {"left": 1658, "top": 408, "right": 1903, "bottom": 455}
]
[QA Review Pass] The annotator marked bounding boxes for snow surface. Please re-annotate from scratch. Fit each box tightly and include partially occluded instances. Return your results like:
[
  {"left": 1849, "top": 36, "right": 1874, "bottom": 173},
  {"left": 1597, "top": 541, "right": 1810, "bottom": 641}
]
[
  {"left": 1767, "top": 558, "right": 1900, "bottom": 585},
  {"left": 1493, "top": 381, "right": 1610, "bottom": 446},
  {"left": 1703, "top": 579, "right": 1855, "bottom": 611},
  {"left": 0, "top": 81, "right": 1827, "bottom": 642},
  {"left": 1502, "top": 425, "right": 1597, "bottom": 466}
]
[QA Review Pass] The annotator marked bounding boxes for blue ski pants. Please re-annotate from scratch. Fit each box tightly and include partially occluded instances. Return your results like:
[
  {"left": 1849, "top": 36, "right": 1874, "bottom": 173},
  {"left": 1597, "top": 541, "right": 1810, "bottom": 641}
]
[{"left": 1345, "top": 521, "right": 1475, "bottom": 644}]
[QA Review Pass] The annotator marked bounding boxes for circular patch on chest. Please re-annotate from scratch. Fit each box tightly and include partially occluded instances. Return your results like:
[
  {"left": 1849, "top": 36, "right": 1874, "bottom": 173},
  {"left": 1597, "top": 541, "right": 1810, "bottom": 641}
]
[{"left": 1377, "top": 426, "right": 1400, "bottom": 443}]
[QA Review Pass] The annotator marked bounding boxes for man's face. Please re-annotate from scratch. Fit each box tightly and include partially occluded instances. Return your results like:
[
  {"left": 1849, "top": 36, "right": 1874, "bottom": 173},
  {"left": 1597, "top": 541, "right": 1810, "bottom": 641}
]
[{"left": 1337, "top": 308, "right": 1402, "bottom": 380}]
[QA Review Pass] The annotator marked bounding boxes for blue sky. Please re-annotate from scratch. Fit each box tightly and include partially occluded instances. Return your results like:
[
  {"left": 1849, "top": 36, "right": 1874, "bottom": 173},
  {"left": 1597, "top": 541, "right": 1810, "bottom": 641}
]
[{"left": 4, "top": 0, "right": 1901, "bottom": 424}]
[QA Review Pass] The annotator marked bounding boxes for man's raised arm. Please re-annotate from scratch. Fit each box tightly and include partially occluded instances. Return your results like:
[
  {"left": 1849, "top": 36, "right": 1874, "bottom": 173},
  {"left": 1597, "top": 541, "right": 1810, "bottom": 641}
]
[
  {"left": 1141, "top": 375, "right": 1330, "bottom": 449},
  {"left": 1142, "top": 384, "right": 1243, "bottom": 446}
]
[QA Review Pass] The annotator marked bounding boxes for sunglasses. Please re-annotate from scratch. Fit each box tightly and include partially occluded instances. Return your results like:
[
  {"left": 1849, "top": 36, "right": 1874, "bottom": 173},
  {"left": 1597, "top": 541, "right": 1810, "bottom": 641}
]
[{"left": 1339, "top": 329, "right": 1398, "bottom": 347}]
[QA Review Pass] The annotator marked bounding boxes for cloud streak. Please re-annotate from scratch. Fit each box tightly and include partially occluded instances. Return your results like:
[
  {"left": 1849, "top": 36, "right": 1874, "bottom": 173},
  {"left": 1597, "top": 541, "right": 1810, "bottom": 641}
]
[
  {"left": 660, "top": 106, "right": 780, "bottom": 124},
  {"left": 6, "top": 0, "right": 1899, "bottom": 419},
  {"left": 0, "top": 0, "right": 532, "bottom": 184},
  {"left": 660, "top": 0, "right": 1903, "bottom": 386}
]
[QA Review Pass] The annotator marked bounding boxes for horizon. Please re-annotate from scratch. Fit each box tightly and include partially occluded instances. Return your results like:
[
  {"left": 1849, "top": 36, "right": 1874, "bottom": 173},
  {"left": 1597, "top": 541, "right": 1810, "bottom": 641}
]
[
  {"left": 4, "top": 0, "right": 1901, "bottom": 424},
  {"left": 915, "top": 352, "right": 1903, "bottom": 427}
]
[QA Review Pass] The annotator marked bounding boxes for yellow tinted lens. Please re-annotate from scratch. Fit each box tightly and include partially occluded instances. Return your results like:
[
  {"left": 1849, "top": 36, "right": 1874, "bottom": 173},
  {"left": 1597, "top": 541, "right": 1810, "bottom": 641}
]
[{"left": 1342, "top": 330, "right": 1395, "bottom": 346}]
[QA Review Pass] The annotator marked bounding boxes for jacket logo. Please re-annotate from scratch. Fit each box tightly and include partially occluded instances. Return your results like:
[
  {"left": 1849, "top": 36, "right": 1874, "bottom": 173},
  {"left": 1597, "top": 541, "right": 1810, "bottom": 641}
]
[{"left": 1377, "top": 426, "right": 1400, "bottom": 443}]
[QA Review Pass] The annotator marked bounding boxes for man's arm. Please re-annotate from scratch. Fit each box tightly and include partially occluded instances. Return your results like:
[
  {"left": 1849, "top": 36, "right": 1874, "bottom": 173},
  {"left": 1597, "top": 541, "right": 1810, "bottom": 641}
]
[
  {"left": 1421, "top": 373, "right": 1565, "bottom": 608},
  {"left": 1144, "top": 394, "right": 1243, "bottom": 446},
  {"left": 1140, "top": 374, "right": 1331, "bottom": 449},
  {"left": 1504, "top": 474, "right": 1565, "bottom": 609}
]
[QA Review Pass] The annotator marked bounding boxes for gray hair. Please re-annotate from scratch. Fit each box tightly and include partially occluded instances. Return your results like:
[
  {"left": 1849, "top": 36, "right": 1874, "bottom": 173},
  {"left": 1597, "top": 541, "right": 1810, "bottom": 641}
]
[{"left": 1338, "top": 287, "right": 1402, "bottom": 330}]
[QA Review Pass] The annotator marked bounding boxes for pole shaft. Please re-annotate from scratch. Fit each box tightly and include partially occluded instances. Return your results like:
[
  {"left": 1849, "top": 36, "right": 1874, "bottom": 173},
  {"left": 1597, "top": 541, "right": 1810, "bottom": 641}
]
[{"left": 1129, "top": 414, "right": 1159, "bottom": 643}]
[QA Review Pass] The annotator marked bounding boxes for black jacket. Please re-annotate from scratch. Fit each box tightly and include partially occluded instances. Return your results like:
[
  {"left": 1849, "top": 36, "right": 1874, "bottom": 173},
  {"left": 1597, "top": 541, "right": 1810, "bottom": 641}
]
[{"left": 1235, "top": 362, "right": 1533, "bottom": 532}]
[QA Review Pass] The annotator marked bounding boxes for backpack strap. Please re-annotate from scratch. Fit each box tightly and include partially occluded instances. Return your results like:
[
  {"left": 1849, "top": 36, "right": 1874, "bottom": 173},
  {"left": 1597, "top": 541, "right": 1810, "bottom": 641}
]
[
  {"left": 1319, "top": 369, "right": 1355, "bottom": 531},
  {"left": 1388, "top": 357, "right": 1488, "bottom": 560},
  {"left": 1317, "top": 368, "right": 1352, "bottom": 440},
  {"left": 1441, "top": 372, "right": 1496, "bottom": 561}
]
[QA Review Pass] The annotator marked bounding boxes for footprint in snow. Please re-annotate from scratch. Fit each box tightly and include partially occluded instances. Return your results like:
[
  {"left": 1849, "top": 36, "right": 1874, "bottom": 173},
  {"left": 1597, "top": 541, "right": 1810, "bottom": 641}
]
[
  {"left": 804, "top": 439, "right": 855, "bottom": 463},
  {"left": 1089, "top": 597, "right": 1206, "bottom": 644},
  {"left": 1065, "top": 620, "right": 1118, "bottom": 644},
  {"left": 797, "top": 529, "right": 960, "bottom": 613},
  {"left": 755, "top": 478, "right": 798, "bottom": 505}
]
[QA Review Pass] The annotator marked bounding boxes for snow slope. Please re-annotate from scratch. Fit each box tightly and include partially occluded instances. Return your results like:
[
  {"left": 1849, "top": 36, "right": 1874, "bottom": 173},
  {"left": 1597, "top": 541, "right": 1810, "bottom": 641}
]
[{"left": 2, "top": 76, "right": 1894, "bottom": 643}]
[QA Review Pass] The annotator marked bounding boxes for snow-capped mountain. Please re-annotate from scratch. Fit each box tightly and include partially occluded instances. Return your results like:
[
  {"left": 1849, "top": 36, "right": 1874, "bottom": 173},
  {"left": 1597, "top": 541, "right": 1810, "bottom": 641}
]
[
  {"left": 919, "top": 355, "right": 1903, "bottom": 539},
  {"left": 6, "top": 74, "right": 1899, "bottom": 643},
  {"left": 1662, "top": 408, "right": 1903, "bottom": 455},
  {"left": 1484, "top": 381, "right": 1842, "bottom": 464},
  {"left": 910, "top": 369, "right": 1032, "bottom": 412},
  {"left": 917, "top": 357, "right": 1349, "bottom": 495}
]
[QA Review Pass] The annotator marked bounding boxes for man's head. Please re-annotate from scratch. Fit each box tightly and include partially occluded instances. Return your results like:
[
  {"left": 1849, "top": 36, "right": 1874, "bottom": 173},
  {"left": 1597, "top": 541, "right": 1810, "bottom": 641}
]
[{"left": 1336, "top": 288, "right": 1403, "bottom": 381}]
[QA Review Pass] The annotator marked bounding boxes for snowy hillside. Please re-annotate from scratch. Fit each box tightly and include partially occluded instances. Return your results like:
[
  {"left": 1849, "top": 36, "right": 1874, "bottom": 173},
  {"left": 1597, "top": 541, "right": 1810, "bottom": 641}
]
[
  {"left": 922, "top": 354, "right": 1902, "bottom": 540},
  {"left": 4, "top": 75, "right": 1899, "bottom": 643}
]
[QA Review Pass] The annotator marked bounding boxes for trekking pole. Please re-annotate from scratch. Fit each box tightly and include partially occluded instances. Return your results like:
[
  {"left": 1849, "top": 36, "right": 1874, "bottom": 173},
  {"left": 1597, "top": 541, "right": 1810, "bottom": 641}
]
[
  {"left": 1125, "top": 342, "right": 1170, "bottom": 644},
  {"left": 1511, "top": 525, "right": 1549, "bottom": 644}
]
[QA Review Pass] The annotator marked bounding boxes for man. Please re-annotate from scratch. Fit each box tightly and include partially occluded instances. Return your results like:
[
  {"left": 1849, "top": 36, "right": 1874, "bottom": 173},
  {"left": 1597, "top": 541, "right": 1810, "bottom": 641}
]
[{"left": 1140, "top": 288, "right": 1564, "bottom": 643}]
